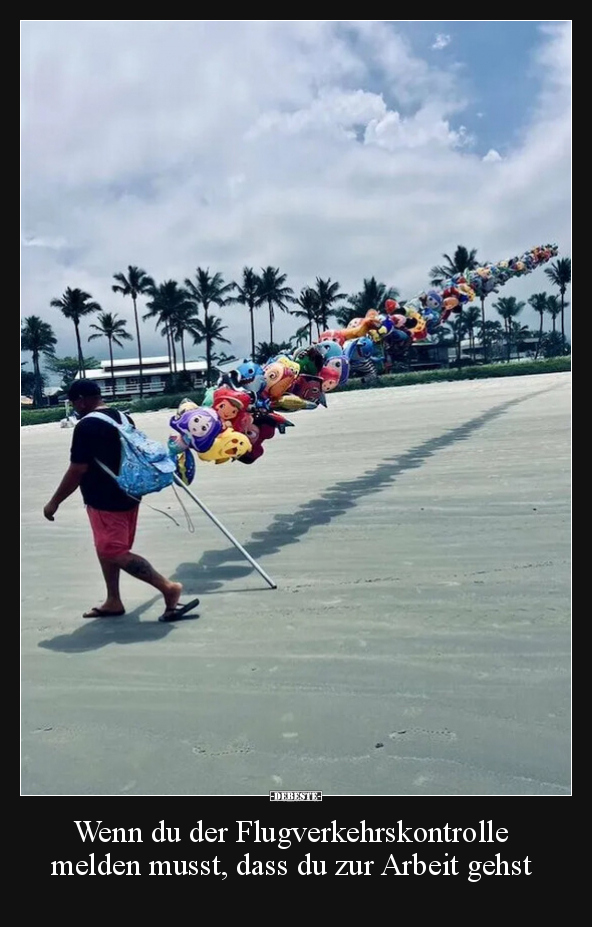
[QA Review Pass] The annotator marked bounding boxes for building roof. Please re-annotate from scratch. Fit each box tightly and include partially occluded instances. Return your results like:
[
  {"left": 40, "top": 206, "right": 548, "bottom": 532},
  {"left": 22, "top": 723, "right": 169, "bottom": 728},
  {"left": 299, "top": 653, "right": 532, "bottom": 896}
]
[{"left": 75, "top": 357, "right": 209, "bottom": 381}]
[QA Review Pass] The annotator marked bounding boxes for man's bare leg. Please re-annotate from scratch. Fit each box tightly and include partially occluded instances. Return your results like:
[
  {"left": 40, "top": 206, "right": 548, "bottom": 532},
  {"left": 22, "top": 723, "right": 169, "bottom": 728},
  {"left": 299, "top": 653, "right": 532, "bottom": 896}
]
[
  {"left": 82, "top": 559, "right": 126, "bottom": 616},
  {"left": 97, "top": 558, "right": 125, "bottom": 613},
  {"left": 117, "top": 553, "right": 182, "bottom": 611}
]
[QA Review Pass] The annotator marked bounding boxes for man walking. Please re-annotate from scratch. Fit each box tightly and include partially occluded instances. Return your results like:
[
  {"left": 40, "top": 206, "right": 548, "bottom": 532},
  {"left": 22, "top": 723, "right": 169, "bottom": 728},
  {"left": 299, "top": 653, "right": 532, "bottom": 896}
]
[{"left": 43, "top": 379, "right": 199, "bottom": 622}]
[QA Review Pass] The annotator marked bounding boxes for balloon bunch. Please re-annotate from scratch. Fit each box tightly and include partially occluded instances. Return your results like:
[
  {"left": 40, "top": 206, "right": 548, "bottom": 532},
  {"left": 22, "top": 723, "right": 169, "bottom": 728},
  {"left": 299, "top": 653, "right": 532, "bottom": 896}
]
[
  {"left": 463, "top": 243, "right": 559, "bottom": 299},
  {"left": 166, "top": 243, "right": 560, "bottom": 483},
  {"left": 389, "top": 242, "right": 560, "bottom": 344}
]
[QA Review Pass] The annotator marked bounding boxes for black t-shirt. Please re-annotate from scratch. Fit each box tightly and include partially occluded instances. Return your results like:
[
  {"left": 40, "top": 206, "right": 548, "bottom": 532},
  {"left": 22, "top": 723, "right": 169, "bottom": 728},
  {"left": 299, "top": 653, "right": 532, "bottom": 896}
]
[{"left": 70, "top": 408, "right": 139, "bottom": 511}]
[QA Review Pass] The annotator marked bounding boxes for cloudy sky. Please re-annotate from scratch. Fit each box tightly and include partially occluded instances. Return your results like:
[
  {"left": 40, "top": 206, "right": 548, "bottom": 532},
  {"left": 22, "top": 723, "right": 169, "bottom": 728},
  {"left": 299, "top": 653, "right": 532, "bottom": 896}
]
[{"left": 21, "top": 20, "right": 572, "bottom": 372}]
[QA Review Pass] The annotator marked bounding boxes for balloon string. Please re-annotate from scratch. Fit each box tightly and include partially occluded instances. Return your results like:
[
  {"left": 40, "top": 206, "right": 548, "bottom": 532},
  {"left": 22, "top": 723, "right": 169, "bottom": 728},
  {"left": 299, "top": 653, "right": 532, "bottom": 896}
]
[
  {"left": 141, "top": 487, "right": 196, "bottom": 533},
  {"left": 171, "top": 481, "right": 196, "bottom": 533}
]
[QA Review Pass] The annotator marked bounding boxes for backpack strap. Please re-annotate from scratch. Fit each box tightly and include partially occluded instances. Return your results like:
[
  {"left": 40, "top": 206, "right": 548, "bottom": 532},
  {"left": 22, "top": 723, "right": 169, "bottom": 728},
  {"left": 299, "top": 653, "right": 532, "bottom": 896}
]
[
  {"left": 84, "top": 410, "right": 139, "bottom": 497},
  {"left": 85, "top": 409, "right": 128, "bottom": 429}
]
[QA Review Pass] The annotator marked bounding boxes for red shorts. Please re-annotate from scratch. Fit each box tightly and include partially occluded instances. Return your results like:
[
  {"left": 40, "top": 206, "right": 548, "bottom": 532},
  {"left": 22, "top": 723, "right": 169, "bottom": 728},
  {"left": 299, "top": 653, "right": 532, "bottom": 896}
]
[{"left": 86, "top": 505, "right": 139, "bottom": 559}]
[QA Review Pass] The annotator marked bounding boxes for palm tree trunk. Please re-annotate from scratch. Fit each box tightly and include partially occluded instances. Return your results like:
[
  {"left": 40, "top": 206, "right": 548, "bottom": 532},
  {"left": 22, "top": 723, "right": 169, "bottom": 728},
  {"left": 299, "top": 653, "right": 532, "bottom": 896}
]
[
  {"left": 75, "top": 323, "right": 85, "bottom": 378},
  {"left": 109, "top": 339, "right": 116, "bottom": 398},
  {"left": 480, "top": 295, "right": 487, "bottom": 364},
  {"left": 534, "top": 315, "right": 544, "bottom": 360},
  {"left": 249, "top": 305, "right": 256, "bottom": 360},
  {"left": 32, "top": 351, "right": 43, "bottom": 406},
  {"left": 560, "top": 291, "right": 565, "bottom": 354},
  {"left": 204, "top": 305, "right": 212, "bottom": 386},
  {"left": 268, "top": 300, "right": 274, "bottom": 345},
  {"left": 166, "top": 327, "right": 173, "bottom": 373},
  {"left": 171, "top": 334, "right": 178, "bottom": 373},
  {"left": 132, "top": 296, "right": 144, "bottom": 399}
]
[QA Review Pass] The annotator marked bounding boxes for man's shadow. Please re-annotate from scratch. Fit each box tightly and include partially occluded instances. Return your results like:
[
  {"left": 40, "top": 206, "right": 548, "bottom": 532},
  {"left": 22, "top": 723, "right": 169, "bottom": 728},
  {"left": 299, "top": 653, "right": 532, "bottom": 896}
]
[{"left": 38, "top": 390, "right": 551, "bottom": 654}]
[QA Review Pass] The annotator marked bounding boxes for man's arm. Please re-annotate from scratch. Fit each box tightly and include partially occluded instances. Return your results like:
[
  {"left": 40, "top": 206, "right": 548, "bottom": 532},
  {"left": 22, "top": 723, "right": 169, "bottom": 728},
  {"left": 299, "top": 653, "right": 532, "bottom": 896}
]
[{"left": 43, "top": 462, "right": 88, "bottom": 521}]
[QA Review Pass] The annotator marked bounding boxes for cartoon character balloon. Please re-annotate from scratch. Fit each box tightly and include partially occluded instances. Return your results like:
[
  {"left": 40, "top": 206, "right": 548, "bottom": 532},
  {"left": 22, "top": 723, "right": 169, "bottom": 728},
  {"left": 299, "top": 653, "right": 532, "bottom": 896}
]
[{"left": 170, "top": 407, "right": 223, "bottom": 453}]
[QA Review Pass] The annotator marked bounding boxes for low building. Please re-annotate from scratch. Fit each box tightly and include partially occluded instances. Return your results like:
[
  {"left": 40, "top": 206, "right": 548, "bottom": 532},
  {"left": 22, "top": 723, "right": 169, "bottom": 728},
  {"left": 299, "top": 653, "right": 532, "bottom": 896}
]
[
  {"left": 70, "top": 356, "right": 211, "bottom": 401},
  {"left": 452, "top": 336, "right": 539, "bottom": 364}
]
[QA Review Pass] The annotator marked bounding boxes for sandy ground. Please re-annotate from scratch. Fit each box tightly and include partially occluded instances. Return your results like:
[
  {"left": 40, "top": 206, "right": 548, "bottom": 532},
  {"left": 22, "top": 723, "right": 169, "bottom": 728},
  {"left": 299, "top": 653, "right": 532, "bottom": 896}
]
[{"left": 21, "top": 372, "right": 571, "bottom": 796}]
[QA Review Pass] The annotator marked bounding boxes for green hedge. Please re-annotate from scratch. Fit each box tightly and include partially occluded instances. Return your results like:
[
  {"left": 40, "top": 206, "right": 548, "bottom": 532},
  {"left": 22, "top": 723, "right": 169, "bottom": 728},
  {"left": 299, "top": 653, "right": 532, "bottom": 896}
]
[
  {"left": 21, "top": 358, "right": 570, "bottom": 426},
  {"left": 337, "top": 356, "right": 571, "bottom": 391}
]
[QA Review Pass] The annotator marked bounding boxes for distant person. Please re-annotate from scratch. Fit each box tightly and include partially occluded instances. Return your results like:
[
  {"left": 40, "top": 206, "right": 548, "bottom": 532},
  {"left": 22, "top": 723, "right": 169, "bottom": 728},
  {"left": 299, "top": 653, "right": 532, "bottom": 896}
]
[{"left": 43, "top": 379, "right": 199, "bottom": 622}]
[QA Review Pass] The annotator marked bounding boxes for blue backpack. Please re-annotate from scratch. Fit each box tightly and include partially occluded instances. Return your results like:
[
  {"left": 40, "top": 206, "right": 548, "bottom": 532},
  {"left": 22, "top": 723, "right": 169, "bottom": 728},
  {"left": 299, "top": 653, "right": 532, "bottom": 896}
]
[{"left": 86, "top": 411, "right": 176, "bottom": 500}]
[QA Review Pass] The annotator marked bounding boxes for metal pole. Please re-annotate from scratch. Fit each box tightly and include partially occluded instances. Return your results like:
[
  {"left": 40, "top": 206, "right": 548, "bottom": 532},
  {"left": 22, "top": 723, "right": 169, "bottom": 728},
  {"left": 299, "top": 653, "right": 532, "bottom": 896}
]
[{"left": 172, "top": 474, "right": 277, "bottom": 589}]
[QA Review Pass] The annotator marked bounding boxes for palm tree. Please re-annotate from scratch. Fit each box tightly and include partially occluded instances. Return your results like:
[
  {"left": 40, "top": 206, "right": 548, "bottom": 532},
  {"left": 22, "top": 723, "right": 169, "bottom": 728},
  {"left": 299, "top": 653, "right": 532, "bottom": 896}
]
[
  {"left": 544, "top": 257, "right": 571, "bottom": 354},
  {"left": 144, "top": 280, "right": 193, "bottom": 376},
  {"left": 257, "top": 266, "right": 296, "bottom": 346},
  {"left": 169, "top": 301, "right": 200, "bottom": 373},
  {"left": 449, "top": 314, "right": 464, "bottom": 367},
  {"left": 21, "top": 366, "right": 36, "bottom": 399},
  {"left": 45, "top": 355, "right": 102, "bottom": 392},
  {"left": 87, "top": 311, "right": 133, "bottom": 398},
  {"left": 492, "top": 295, "right": 526, "bottom": 361},
  {"left": 346, "top": 277, "right": 399, "bottom": 318},
  {"left": 429, "top": 245, "right": 487, "bottom": 360},
  {"left": 184, "top": 268, "right": 236, "bottom": 386},
  {"left": 187, "top": 315, "right": 232, "bottom": 377},
  {"left": 528, "top": 292, "right": 549, "bottom": 360},
  {"left": 50, "top": 287, "right": 101, "bottom": 378},
  {"left": 429, "top": 245, "right": 480, "bottom": 286},
  {"left": 292, "top": 287, "right": 320, "bottom": 343},
  {"left": 254, "top": 340, "right": 292, "bottom": 365},
  {"left": 308, "top": 277, "right": 348, "bottom": 333},
  {"left": 21, "top": 316, "right": 57, "bottom": 406},
  {"left": 211, "top": 350, "right": 237, "bottom": 367},
  {"left": 482, "top": 319, "right": 504, "bottom": 361},
  {"left": 545, "top": 294, "right": 564, "bottom": 335},
  {"left": 290, "top": 323, "right": 314, "bottom": 349},
  {"left": 234, "top": 267, "right": 263, "bottom": 361},
  {"left": 462, "top": 305, "right": 481, "bottom": 359},
  {"left": 112, "top": 266, "right": 155, "bottom": 399},
  {"left": 508, "top": 321, "right": 532, "bottom": 361}
]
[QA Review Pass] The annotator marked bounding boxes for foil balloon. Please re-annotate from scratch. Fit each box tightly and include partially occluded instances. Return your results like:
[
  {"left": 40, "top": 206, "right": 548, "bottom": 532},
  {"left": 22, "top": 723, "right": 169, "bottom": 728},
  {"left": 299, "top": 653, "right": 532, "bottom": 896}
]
[
  {"left": 324, "top": 354, "right": 349, "bottom": 386},
  {"left": 343, "top": 335, "right": 374, "bottom": 362},
  {"left": 274, "top": 394, "right": 318, "bottom": 412},
  {"left": 175, "top": 449, "right": 196, "bottom": 485},
  {"left": 263, "top": 357, "right": 300, "bottom": 402},
  {"left": 319, "top": 366, "right": 341, "bottom": 393},
  {"left": 234, "top": 361, "right": 267, "bottom": 398},
  {"left": 237, "top": 411, "right": 292, "bottom": 465},
  {"left": 170, "top": 407, "right": 223, "bottom": 453},
  {"left": 315, "top": 339, "right": 344, "bottom": 361},
  {"left": 171, "top": 397, "right": 199, "bottom": 421},
  {"left": 292, "top": 345, "right": 325, "bottom": 376},
  {"left": 197, "top": 428, "right": 252, "bottom": 464},
  {"left": 291, "top": 373, "right": 327, "bottom": 406},
  {"left": 211, "top": 386, "right": 252, "bottom": 431},
  {"left": 319, "top": 329, "right": 346, "bottom": 345}
]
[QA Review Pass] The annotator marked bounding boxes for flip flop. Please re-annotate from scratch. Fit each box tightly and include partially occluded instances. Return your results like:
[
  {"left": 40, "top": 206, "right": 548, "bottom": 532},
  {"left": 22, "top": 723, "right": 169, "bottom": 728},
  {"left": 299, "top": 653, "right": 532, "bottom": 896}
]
[
  {"left": 158, "top": 597, "right": 200, "bottom": 623},
  {"left": 83, "top": 607, "right": 126, "bottom": 618}
]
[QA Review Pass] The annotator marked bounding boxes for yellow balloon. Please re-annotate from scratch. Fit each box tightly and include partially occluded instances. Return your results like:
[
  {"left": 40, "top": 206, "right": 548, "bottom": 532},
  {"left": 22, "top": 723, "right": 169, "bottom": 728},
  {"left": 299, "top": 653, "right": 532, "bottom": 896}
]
[{"left": 197, "top": 429, "right": 252, "bottom": 464}]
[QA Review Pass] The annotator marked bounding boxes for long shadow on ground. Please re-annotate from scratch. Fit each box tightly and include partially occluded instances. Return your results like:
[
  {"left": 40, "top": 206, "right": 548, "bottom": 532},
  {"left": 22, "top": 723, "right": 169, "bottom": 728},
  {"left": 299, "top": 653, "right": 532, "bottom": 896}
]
[{"left": 38, "top": 388, "right": 553, "bottom": 652}]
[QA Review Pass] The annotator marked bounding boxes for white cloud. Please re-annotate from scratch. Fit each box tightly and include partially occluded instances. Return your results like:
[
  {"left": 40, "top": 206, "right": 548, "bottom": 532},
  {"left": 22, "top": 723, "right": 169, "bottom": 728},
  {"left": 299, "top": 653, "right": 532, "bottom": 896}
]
[
  {"left": 21, "top": 20, "right": 571, "bottom": 367},
  {"left": 432, "top": 33, "right": 451, "bottom": 50},
  {"left": 482, "top": 149, "right": 503, "bottom": 162}
]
